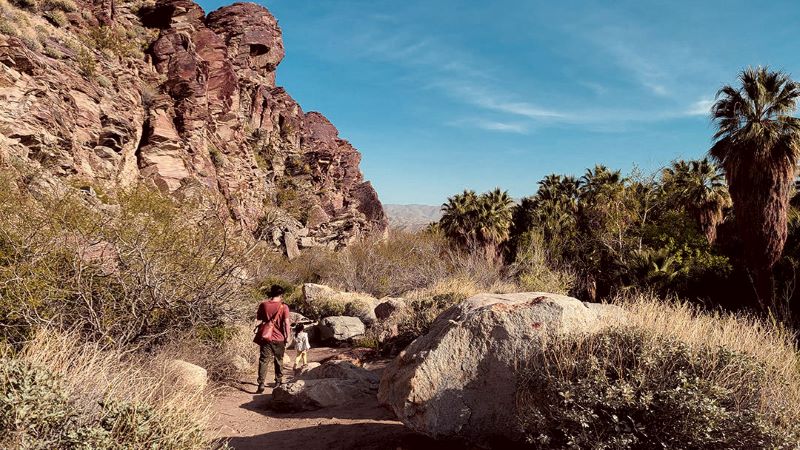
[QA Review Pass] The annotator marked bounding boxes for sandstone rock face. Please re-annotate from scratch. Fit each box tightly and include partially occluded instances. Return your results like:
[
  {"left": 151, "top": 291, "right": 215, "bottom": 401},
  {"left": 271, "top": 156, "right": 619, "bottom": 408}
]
[
  {"left": 378, "top": 292, "right": 624, "bottom": 446},
  {"left": 165, "top": 359, "right": 207, "bottom": 391},
  {"left": 0, "top": 0, "right": 387, "bottom": 254},
  {"left": 319, "top": 316, "right": 365, "bottom": 341}
]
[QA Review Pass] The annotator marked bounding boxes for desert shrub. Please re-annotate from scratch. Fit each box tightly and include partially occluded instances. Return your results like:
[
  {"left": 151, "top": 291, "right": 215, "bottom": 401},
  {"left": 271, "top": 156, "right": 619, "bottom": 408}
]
[
  {"left": 2, "top": 330, "right": 212, "bottom": 449},
  {"left": 320, "top": 231, "right": 453, "bottom": 297},
  {"left": 274, "top": 178, "right": 311, "bottom": 223},
  {"left": 86, "top": 25, "right": 142, "bottom": 59},
  {"left": 512, "top": 232, "right": 575, "bottom": 295},
  {"left": 9, "top": 0, "right": 37, "bottom": 11},
  {"left": 517, "top": 298, "right": 800, "bottom": 449},
  {"left": 43, "top": 9, "right": 67, "bottom": 27},
  {"left": 41, "top": 0, "right": 75, "bottom": 12},
  {"left": 76, "top": 46, "right": 96, "bottom": 77},
  {"left": 0, "top": 179, "right": 251, "bottom": 347},
  {"left": 0, "top": 358, "right": 76, "bottom": 448}
]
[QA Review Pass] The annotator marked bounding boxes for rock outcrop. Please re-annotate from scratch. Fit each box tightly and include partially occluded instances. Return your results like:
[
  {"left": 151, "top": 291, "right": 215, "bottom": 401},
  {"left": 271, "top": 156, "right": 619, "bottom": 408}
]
[
  {"left": 378, "top": 292, "right": 624, "bottom": 446},
  {"left": 0, "top": 0, "right": 387, "bottom": 254},
  {"left": 271, "top": 360, "right": 378, "bottom": 412},
  {"left": 318, "top": 316, "right": 365, "bottom": 342}
]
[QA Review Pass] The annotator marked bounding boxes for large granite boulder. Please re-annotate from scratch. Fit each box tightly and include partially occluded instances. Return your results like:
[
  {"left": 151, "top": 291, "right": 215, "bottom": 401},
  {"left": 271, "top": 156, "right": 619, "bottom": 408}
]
[
  {"left": 378, "top": 292, "right": 624, "bottom": 446},
  {"left": 318, "top": 316, "right": 365, "bottom": 341}
]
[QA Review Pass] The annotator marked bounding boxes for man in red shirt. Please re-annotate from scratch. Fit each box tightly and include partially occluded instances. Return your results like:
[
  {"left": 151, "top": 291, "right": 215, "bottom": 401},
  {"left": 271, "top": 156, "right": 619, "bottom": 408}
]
[{"left": 254, "top": 285, "right": 292, "bottom": 393}]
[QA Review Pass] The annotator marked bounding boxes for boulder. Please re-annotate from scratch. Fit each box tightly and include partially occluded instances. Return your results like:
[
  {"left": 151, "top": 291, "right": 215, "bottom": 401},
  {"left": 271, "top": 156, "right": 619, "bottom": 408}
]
[
  {"left": 165, "top": 359, "right": 207, "bottom": 391},
  {"left": 302, "top": 283, "right": 378, "bottom": 325},
  {"left": 289, "top": 311, "right": 313, "bottom": 326},
  {"left": 230, "top": 355, "right": 251, "bottom": 373},
  {"left": 270, "top": 378, "right": 376, "bottom": 412},
  {"left": 318, "top": 316, "right": 365, "bottom": 341},
  {"left": 300, "top": 360, "right": 379, "bottom": 386},
  {"left": 374, "top": 297, "right": 406, "bottom": 320},
  {"left": 378, "top": 292, "right": 624, "bottom": 446}
]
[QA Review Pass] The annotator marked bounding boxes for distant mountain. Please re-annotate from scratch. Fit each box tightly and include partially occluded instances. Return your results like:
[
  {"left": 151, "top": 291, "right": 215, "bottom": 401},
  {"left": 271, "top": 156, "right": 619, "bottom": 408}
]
[{"left": 384, "top": 204, "right": 442, "bottom": 231}]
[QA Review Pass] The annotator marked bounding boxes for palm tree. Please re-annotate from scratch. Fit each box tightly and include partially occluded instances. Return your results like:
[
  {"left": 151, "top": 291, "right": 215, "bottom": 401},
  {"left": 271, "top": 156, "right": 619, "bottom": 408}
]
[
  {"left": 662, "top": 158, "right": 731, "bottom": 244},
  {"left": 474, "top": 188, "right": 515, "bottom": 260},
  {"left": 440, "top": 190, "right": 479, "bottom": 249},
  {"left": 439, "top": 188, "right": 514, "bottom": 260},
  {"left": 709, "top": 67, "right": 800, "bottom": 308}
]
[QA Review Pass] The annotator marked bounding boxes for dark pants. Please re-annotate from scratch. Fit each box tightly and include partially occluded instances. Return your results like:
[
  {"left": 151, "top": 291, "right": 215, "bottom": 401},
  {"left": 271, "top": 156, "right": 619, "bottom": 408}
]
[{"left": 257, "top": 341, "right": 286, "bottom": 385}]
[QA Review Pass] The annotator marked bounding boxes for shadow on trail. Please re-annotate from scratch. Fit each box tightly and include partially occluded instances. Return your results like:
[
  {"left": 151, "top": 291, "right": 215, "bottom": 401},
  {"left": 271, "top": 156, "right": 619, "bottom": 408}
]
[
  {"left": 237, "top": 392, "right": 395, "bottom": 421},
  {"left": 220, "top": 423, "right": 472, "bottom": 450}
]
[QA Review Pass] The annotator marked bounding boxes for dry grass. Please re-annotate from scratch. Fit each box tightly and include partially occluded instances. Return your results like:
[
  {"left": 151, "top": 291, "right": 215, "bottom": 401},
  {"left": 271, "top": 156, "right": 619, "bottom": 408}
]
[
  {"left": 517, "top": 294, "right": 800, "bottom": 447},
  {"left": 616, "top": 293, "right": 800, "bottom": 419},
  {"left": 11, "top": 329, "right": 215, "bottom": 447}
]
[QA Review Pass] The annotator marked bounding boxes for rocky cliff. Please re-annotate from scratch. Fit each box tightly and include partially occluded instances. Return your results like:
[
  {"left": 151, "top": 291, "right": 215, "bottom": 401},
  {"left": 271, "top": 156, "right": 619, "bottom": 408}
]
[{"left": 0, "top": 0, "right": 387, "bottom": 255}]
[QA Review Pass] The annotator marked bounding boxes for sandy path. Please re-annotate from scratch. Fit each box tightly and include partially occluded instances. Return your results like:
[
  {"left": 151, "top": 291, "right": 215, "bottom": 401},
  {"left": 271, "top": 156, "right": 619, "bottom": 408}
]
[{"left": 208, "top": 348, "right": 459, "bottom": 450}]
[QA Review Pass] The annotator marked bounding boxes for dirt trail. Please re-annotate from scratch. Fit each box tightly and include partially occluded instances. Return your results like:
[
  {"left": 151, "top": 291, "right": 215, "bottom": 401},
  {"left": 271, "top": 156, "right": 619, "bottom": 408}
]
[{"left": 208, "top": 348, "right": 451, "bottom": 450}]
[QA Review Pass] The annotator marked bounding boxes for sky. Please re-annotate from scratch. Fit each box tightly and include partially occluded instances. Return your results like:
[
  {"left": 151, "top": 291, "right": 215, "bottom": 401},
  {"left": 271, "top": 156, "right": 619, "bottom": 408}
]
[{"left": 198, "top": 0, "right": 800, "bottom": 205}]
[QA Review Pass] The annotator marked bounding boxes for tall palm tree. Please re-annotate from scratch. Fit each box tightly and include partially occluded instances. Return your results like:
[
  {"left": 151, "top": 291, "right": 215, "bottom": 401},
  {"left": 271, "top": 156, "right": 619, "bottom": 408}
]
[
  {"left": 439, "top": 188, "right": 514, "bottom": 260},
  {"left": 662, "top": 158, "right": 731, "bottom": 244},
  {"left": 440, "top": 190, "right": 479, "bottom": 249},
  {"left": 709, "top": 67, "right": 800, "bottom": 308},
  {"left": 475, "top": 188, "right": 515, "bottom": 259}
]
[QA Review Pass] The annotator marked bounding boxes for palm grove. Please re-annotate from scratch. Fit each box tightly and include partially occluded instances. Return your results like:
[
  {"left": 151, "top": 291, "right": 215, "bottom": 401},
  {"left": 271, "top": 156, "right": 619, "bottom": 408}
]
[{"left": 437, "top": 67, "right": 800, "bottom": 319}]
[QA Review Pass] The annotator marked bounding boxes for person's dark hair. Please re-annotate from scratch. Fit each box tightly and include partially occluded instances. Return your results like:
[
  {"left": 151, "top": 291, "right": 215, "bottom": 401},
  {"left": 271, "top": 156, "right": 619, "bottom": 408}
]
[
  {"left": 267, "top": 284, "right": 285, "bottom": 298},
  {"left": 295, "top": 323, "right": 305, "bottom": 332}
]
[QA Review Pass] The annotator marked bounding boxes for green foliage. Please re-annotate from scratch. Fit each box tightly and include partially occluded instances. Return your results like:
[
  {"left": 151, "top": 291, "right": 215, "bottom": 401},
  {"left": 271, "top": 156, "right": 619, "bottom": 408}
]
[
  {"left": 0, "top": 358, "right": 76, "bottom": 448},
  {"left": 517, "top": 327, "right": 800, "bottom": 449},
  {"left": 86, "top": 25, "right": 142, "bottom": 59},
  {"left": 274, "top": 178, "right": 311, "bottom": 223},
  {"left": 68, "top": 399, "right": 205, "bottom": 449},
  {"left": 209, "top": 145, "right": 224, "bottom": 168},
  {"left": 76, "top": 47, "right": 96, "bottom": 78},
  {"left": 43, "top": 9, "right": 67, "bottom": 27},
  {"left": 0, "top": 179, "right": 250, "bottom": 348},
  {"left": 439, "top": 188, "right": 514, "bottom": 259},
  {"left": 0, "top": 356, "right": 207, "bottom": 449},
  {"left": 41, "top": 0, "right": 76, "bottom": 12}
]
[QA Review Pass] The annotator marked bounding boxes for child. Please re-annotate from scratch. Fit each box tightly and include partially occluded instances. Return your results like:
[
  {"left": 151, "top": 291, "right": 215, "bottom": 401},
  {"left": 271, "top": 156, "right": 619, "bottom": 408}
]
[{"left": 293, "top": 323, "right": 310, "bottom": 371}]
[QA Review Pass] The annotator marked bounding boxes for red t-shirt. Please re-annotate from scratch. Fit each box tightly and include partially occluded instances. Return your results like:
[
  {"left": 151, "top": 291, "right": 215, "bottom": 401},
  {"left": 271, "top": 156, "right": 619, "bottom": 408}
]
[{"left": 257, "top": 300, "right": 290, "bottom": 343}]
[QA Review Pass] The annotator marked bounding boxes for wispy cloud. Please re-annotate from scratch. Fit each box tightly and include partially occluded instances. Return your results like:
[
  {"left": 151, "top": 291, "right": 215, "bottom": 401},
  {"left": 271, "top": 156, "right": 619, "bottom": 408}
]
[
  {"left": 448, "top": 118, "right": 529, "bottom": 134},
  {"left": 685, "top": 98, "right": 714, "bottom": 116}
]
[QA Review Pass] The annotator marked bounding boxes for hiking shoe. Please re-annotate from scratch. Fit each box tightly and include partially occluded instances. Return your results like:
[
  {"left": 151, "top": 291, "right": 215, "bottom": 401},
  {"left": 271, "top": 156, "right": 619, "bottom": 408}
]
[{"left": 255, "top": 384, "right": 265, "bottom": 394}]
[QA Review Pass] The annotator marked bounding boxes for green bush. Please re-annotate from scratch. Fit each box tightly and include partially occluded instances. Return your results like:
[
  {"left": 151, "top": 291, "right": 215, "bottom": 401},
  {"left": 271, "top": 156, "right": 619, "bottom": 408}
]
[
  {"left": 517, "top": 327, "right": 800, "bottom": 449},
  {"left": 0, "top": 358, "right": 76, "bottom": 448},
  {"left": 0, "top": 180, "right": 251, "bottom": 348},
  {"left": 43, "top": 9, "right": 67, "bottom": 27}
]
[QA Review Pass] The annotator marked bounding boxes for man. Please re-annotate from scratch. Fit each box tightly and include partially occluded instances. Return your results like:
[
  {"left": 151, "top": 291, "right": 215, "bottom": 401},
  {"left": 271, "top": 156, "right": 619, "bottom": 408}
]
[{"left": 254, "top": 284, "right": 291, "bottom": 393}]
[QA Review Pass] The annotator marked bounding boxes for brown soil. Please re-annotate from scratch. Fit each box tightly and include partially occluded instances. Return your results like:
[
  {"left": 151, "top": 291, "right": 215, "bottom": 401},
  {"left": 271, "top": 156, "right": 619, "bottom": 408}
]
[{"left": 208, "top": 348, "right": 459, "bottom": 450}]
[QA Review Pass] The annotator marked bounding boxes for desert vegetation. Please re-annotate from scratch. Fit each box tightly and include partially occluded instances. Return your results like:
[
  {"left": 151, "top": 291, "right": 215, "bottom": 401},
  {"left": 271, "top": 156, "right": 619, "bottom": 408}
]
[
  {"left": 517, "top": 296, "right": 800, "bottom": 449},
  {"left": 1, "top": 5, "right": 799, "bottom": 442}
]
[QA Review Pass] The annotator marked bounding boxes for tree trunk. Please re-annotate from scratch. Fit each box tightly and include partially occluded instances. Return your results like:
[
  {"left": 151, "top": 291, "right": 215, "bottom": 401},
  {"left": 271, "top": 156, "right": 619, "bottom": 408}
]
[{"left": 751, "top": 266, "right": 775, "bottom": 311}]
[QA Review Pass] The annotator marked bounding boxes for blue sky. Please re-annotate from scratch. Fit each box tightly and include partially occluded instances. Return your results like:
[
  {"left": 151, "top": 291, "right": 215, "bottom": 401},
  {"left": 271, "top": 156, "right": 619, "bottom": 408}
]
[{"left": 198, "top": 0, "right": 800, "bottom": 205}]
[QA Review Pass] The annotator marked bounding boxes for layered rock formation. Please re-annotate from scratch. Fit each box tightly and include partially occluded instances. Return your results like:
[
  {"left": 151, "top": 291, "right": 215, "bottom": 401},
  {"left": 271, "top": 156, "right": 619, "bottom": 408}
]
[{"left": 0, "top": 0, "right": 387, "bottom": 253}]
